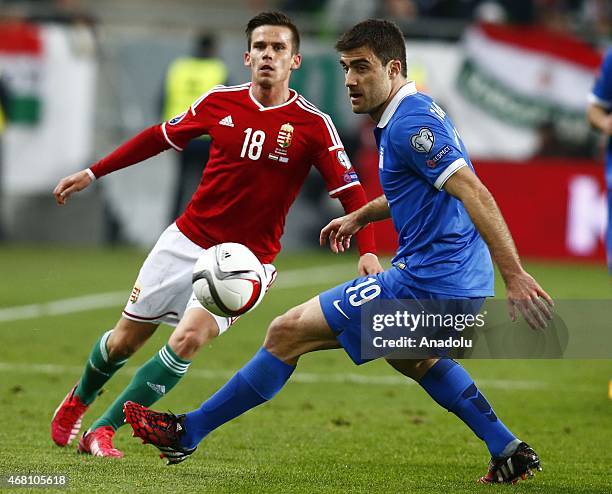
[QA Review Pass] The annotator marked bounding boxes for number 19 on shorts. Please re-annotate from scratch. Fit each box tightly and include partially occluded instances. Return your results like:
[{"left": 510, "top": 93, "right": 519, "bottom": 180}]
[
  {"left": 347, "top": 278, "right": 381, "bottom": 307},
  {"left": 241, "top": 128, "right": 266, "bottom": 160}
]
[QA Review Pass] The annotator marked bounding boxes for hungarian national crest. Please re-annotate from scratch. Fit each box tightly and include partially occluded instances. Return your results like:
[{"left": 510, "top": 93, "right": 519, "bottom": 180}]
[
  {"left": 276, "top": 123, "right": 294, "bottom": 148},
  {"left": 269, "top": 123, "right": 294, "bottom": 163},
  {"left": 130, "top": 282, "right": 141, "bottom": 303}
]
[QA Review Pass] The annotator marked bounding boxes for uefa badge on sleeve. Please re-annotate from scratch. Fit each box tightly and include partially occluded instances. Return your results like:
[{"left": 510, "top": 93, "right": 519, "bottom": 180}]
[
  {"left": 410, "top": 128, "right": 434, "bottom": 153},
  {"left": 336, "top": 149, "right": 352, "bottom": 170}
]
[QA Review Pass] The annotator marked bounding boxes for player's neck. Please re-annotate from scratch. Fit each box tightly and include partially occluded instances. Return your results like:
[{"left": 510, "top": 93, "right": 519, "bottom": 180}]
[
  {"left": 370, "top": 80, "right": 408, "bottom": 123},
  {"left": 250, "top": 83, "right": 291, "bottom": 108}
]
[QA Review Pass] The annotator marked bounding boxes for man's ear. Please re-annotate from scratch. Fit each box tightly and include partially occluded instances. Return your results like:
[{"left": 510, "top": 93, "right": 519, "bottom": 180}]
[
  {"left": 291, "top": 53, "right": 302, "bottom": 71},
  {"left": 388, "top": 59, "right": 402, "bottom": 79},
  {"left": 244, "top": 51, "right": 251, "bottom": 67}
]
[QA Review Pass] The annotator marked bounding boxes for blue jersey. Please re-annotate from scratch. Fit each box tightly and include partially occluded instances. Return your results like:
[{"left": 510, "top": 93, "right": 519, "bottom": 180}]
[
  {"left": 590, "top": 49, "right": 612, "bottom": 188},
  {"left": 374, "top": 82, "right": 493, "bottom": 297}
]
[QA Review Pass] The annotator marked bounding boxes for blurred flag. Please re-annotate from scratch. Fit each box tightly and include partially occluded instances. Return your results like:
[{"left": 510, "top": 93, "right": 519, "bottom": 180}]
[
  {"left": 456, "top": 23, "right": 602, "bottom": 157},
  {"left": 0, "top": 23, "right": 43, "bottom": 125}
]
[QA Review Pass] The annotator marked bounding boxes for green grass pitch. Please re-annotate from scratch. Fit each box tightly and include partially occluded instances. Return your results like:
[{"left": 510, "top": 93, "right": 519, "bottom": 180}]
[{"left": 0, "top": 246, "right": 611, "bottom": 493}]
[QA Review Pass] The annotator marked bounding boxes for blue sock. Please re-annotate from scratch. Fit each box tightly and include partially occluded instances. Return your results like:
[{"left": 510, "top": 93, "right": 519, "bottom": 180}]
[
  {"left": 181, "top": 347, "right": 295, "bottom": 449},
  {"left": 419, "top": 359, "right": 519, "bottom": 458}
]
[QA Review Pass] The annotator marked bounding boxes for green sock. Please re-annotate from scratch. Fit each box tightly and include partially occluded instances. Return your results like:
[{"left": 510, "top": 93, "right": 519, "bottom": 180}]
[
  {"left": 89, "top": 344, "right": 191, "bottom": 431},
  {"left": 75, "top": 330, "right": 127, "bottom": 405}
]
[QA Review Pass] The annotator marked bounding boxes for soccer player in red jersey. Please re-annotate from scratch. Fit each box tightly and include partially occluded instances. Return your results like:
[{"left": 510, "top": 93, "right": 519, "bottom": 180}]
[{"left": 50, "top": 11, "right": 382, "bottom": 458}]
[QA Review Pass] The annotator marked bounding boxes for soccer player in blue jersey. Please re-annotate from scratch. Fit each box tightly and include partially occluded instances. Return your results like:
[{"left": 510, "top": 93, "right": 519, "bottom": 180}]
[
  {"left": 587, "top": 48, "right": 612, "bottom": 273},
  {"left": 125, "top": 19, "right": 552, "bottom": 484}
]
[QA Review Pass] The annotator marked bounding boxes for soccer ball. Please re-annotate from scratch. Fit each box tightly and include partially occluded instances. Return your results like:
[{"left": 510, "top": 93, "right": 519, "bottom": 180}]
[{"left": 192, "top": 243, "right": 266, "bottom": 317}]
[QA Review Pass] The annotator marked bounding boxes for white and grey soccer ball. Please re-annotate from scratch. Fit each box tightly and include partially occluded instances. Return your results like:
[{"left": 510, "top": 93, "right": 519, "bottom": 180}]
[{"left": 192, "top": 243, "right": 266, "bottom": 317}]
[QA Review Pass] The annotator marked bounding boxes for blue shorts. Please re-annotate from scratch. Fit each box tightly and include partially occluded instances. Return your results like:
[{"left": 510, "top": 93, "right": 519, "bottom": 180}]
[{"left": 319, "top": 267, "right": 484, "bottom": 365}]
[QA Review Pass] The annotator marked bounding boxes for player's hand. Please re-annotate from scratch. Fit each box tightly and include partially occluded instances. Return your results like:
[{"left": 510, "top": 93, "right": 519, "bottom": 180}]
[
  {"left": 319, "top": 211, "right": 364, "bottom": 253},
  {"left": 358, "top": 253, "right": 383, "bottom": 275},
  {"left": 505, "top": 270, "right": 554, "bottom": 330},
  {"left": 53, "top": 170, "right": 93, "bottom": 205}
]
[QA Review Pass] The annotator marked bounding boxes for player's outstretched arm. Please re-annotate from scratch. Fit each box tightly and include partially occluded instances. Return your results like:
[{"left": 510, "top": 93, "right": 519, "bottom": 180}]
[
  {"left": 443, "top": 167, "right": 553, "bottom": 329},
  {"left": 53, "top": 170, "right": 93, "bottom": 205},
  {"left": 320, "top": 195, "right": 390, "bottom": 254},
  {"left": 53, "top": 125, "right": 172, "bottom": 206}
]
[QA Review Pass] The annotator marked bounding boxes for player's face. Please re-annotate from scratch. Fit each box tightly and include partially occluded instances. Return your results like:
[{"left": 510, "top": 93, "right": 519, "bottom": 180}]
[
  {"left": 245, "top": 26, "right": 301, "bottom": 89},
  {"left": 339, "top": 47, "right": 395, "bottom": 118}
]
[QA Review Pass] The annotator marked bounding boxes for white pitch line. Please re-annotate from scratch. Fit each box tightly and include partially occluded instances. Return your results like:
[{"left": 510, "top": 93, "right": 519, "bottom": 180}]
[
  {"left": 0, "top": 362, "right": 547, "bottom": 390},
  {"left": 0, "top": 264, "right": 356, "bottom": 323}
]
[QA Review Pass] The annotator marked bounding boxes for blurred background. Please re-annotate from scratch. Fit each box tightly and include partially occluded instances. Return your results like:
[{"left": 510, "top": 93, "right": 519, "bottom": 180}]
[{"left": 0, "top": 0, "right": 610, "bottom": 263}]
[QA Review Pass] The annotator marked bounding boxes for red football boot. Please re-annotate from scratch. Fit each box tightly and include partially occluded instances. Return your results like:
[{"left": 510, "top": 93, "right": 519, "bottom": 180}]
[
  {"left": 51, "top": 384, "right": 89, "bottom": 447},
  {"left": 124, "top": 401, "right": 196, "bottom": 465},
  {"left": 78, "top": 426, "right": 124, "bottom": 458}
]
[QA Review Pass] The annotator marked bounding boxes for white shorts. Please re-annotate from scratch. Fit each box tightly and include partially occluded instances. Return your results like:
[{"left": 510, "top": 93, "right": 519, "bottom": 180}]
[{"left": 122, "top": 223, "right": 276, "bottom": 334}]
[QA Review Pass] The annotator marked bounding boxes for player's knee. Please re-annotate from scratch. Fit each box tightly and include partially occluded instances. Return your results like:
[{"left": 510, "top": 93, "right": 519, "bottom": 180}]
[
  {"left": 107, "top": 331, "right": 143, "bottom": 361},
  {"left": 106, "top": 321, "right": 157, "bottom": 361},
  {"left": 169, "top": 323, "right": 218, "bottom": 360},
  {"left": 263, "top": 310, "right": 301, "bottom": 356}
]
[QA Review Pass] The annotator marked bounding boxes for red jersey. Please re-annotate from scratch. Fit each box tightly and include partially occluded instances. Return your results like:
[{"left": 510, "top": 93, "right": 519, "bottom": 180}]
[{"left": 161, "top": 83, "right": 364, "bottom": 263}]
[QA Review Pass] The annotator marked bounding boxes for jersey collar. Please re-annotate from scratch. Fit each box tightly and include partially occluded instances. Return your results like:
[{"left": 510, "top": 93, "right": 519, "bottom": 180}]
[
  {"left": 377, "top": 81, "right": 417, "bottom": 128},
  {"left": 249, "top": 84, "right": 299, "bottom": 111}
]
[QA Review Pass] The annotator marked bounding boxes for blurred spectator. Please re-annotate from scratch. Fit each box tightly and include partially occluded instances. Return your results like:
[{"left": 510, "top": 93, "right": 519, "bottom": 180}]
[
  {"left": 416, "top": 0, "right": 535, "bottom": 22},
  {"left": 325, "top": 0, "right": 377, "bottom": 31},
  {"left": 534, "top": 0, "right": 573, "bottom": 33},
  {"left": 535, "top": 120, "right": 594, "bottom": 158},
  {"left": 162, "top": 34, "right": 228, "bottom": 220},
  {"left": 587, "top": 48, "right": 612, "bottom": 272},
  {"left": 474, "top": 1, "right": 508, "bottom": 23},
  {"left": 25, "top": 0, "right": 97, "bottom": 28},
  {"left": 378, "top": 0, "right": 420, "bottom": 21},
  {"left": 282, "top": 0, "right": 327, "bottom": 14},
  {"left": 580, "top": 0, "right": 612, "bottom": 39}
]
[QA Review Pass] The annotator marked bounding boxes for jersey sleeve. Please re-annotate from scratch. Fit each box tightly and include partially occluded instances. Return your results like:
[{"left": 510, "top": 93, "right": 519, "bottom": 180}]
[
  {"left": 388, "top": 113, "right": 468, "bottom": 190},
  {"left": 160, "top": 86, "right": 221, "bottom": 151},
  {"left": 308, "top": 112, "right": 361, "bottom": 198},
  {"left": 589, "top": 50, "right": 612, "bottom": 110}
]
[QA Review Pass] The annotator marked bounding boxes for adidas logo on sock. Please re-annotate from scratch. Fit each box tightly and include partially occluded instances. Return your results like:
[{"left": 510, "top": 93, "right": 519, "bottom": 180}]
[
  {"left": 219, "top": 115, "right": 234, "bottom": 127},
  {"left": 147, "top": 382, "right": 166, "bottom": 395}
]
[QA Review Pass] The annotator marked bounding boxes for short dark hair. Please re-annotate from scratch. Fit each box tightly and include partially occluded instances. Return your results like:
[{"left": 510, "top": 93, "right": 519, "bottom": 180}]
[
  {"left": 246, "top": 11, "right": 300, "bottom": 54},
  {"left": 335, "top": 19, "right": 407, "bottom": 78}
]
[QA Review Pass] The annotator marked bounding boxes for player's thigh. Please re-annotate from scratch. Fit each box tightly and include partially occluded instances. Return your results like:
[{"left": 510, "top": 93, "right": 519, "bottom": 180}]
[
  {"left": 123, "top": 223, "right": 203, "bottom": 326},
  {"left": 264, "top": 296, "right": 340, "bottom": 362},
  {"left": 107, "top": 317, "right": 158, "bottom": 360}
]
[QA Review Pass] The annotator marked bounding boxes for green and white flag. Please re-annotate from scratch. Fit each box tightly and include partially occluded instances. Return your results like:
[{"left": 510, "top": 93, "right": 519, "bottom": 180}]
[
  {"left": 0, "top": 22, "right": 43, "bottom": 125},
  {"left": 0, "top": 22, "right": 97, "bottom": 193},
  {"left": 453, "top": 23, "right": 601, "bottom": 158}
]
